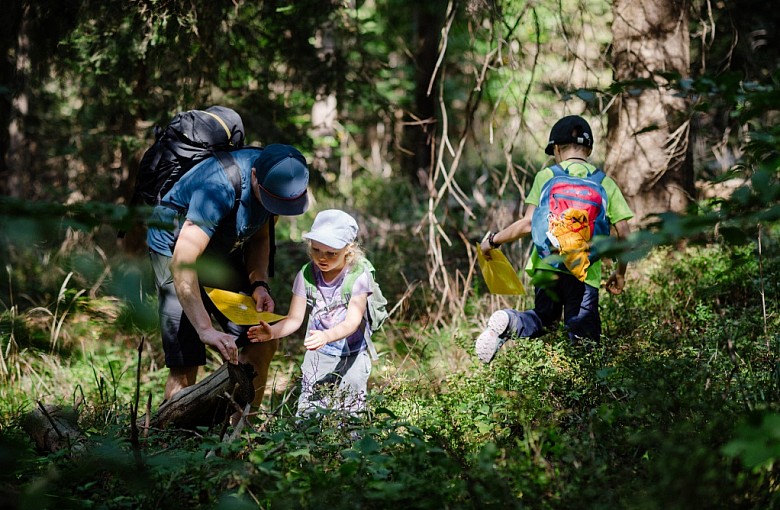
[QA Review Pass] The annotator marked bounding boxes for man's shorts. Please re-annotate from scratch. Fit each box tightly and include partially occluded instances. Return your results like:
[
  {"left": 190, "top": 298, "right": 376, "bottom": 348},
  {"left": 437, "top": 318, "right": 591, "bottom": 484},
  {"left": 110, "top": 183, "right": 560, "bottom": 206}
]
[{"left": 149, "top": 250, "right": 250, "bottom": 368}]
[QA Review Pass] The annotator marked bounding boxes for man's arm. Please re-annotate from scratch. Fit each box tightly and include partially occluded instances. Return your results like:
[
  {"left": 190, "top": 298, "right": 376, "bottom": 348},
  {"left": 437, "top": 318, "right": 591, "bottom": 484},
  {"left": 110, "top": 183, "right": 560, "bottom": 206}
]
[
  {"left": 171, "top": 220, "right": 238, "bottom": 363},
  {"left": 244, "top": 218, "right": 275, "bottom": 312}
]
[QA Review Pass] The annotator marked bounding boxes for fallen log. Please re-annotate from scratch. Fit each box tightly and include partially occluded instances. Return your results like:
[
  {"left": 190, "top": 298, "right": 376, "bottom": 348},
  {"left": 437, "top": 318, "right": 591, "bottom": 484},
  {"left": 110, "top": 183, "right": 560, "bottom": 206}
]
[
  {"left": 146, "top": 362, "right": 256, "bottom": 431},
  {"left": 21, "top": 403, "right": 85, "bottom": 454}
]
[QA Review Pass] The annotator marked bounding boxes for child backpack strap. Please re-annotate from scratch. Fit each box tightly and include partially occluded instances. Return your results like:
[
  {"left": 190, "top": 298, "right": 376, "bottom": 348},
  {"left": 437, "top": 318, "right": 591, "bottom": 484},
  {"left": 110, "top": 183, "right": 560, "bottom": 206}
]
[
  {"left": 342, "top": 258, "right": 388, "bottom": 361},
  {"left": 301, "top": 262, "right": 317, "bottom": 335}
]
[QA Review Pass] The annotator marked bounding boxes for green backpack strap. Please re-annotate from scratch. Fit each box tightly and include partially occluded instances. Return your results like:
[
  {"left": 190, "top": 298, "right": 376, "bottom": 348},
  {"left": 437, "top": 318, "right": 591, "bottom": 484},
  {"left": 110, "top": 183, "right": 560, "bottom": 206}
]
[
  {"left": 301, "top": 262, "right": 317, "bottom": 334},
  {"left": 343, "top": 259, "right": 380, "bottom": 361},
  {"left": 340, "top": 258, "right": 367, "bottom": 302}
]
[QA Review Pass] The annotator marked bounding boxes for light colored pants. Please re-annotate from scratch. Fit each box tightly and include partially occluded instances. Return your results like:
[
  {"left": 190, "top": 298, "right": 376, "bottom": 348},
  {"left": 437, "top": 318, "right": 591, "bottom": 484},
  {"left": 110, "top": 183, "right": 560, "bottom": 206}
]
[{"left": 297, "top": 349, "right": 371, "bottom": 417}]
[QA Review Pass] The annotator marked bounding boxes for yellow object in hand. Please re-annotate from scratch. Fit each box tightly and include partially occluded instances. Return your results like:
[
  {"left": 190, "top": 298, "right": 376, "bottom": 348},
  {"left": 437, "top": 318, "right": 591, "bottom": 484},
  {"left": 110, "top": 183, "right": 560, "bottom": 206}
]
[
  {"left": 205, "top": 287, "right": 286, "bottom": 325},
  {"left": 476, "top": 244, "right": 525, "bottom": 295}
]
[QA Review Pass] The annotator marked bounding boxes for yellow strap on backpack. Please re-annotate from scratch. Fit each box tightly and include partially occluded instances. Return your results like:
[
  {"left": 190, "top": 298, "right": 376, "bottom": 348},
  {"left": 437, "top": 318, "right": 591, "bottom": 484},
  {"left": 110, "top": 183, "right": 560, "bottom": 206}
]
[
  {"left": 201, "top": 110, "right": 233, "bottom": 144},
  {"left": 476, "top": 243, "right": 525, "bottom": 295}
]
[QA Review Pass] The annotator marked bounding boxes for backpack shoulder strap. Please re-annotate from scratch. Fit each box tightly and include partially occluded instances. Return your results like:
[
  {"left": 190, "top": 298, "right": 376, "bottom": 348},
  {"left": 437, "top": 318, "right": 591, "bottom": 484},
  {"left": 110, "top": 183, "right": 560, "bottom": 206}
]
[
  {"left": 302, "top": 262, "right": 317, "bottom": 303},
  {"left": 214, "top": 150, "right": 279, "bottom": 277},
  {"left": 588, "top": 167, "right": 607, "bottom": 184},
  {"left": 212, "top": 151, "right": 242, "bottom": 209},
  {"left": 300, "top": 262, "right": 317, "bottom": 336},
  {"left": 344, "top": 258, "right": 382, "bottom": 361},
  {"left": 341, "top": 258, "right": 370, "bottom": 302},
  {"left": 549, "top": 163, "right": 567, "bottom": 177}
]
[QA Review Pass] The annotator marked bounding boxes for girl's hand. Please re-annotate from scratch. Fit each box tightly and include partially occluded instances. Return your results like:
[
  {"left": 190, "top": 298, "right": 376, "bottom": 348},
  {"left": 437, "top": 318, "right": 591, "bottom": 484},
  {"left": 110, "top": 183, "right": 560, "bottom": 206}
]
[
  {"left": 304, "top": 330, "right": 330, "bottom": 350},
  {"left": 248, "top": 321, "right": 274, "bottom": 342}
]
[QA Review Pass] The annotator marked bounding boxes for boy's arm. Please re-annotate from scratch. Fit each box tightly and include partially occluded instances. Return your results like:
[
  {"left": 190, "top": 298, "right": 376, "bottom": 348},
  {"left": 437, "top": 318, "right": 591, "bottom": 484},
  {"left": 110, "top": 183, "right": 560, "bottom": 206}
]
[
  {"left": 480, "top": 205, "right": 536, "bottom": 255},
  {"left": 606, "top": 219, "right": 631, "bottom": 295}
]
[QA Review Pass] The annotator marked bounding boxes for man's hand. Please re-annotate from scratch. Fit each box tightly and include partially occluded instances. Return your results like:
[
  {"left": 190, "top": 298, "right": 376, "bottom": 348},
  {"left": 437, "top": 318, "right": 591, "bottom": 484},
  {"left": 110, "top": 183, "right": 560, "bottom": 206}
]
[
  {"left": 606, "top": 271, "right": 625, "bottom": 295},
  {"left": 248, "top": 321, "right": 274, "bottom": 343},
  {"left": 252, "top": 286, "right": 275, "bottom": 313},
  {"left": 201, "top": 329, "right": 239, "bottom": 364}
]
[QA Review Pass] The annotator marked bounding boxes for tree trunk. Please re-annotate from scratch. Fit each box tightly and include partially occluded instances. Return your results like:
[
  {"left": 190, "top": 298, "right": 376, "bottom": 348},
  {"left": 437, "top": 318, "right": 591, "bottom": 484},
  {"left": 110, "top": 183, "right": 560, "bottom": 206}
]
[
  {"left": 4, "top": 3, "right": 32, "bottom": 199},
  {"left": 401, "top": 1, "right": 445, "bottom": 184},
  {"left": 606, "top": 0, "right": 694, "bottom": 225},
  {"left": 147, "top": 362, "right": 255, "bottom": 431},
  {"left": 0, "top": 2, "right": 24, "bottom": 195}
]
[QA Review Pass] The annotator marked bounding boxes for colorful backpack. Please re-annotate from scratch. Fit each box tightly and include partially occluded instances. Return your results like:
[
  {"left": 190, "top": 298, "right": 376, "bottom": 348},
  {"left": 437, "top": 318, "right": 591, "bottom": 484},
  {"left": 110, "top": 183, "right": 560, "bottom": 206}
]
[
  {"left": 531, "top": 164, "right": 610, "bottom": 277},
  {"left": 302, "top": 258, "right": 388, "bottom": 360}
]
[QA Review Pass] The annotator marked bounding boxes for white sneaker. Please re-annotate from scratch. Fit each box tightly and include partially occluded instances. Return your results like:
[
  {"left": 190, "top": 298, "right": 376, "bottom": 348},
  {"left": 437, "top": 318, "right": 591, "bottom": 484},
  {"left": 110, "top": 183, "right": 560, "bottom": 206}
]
[{"left": 475, "top": 310, "right": 510, "bottom": 364}]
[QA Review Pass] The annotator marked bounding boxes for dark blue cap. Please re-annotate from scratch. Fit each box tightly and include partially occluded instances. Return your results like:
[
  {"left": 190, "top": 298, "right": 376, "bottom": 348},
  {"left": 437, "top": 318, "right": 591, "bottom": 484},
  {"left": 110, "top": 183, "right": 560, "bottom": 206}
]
[{"left": 253, "top": 144, "right": 310, "bottom": 216}]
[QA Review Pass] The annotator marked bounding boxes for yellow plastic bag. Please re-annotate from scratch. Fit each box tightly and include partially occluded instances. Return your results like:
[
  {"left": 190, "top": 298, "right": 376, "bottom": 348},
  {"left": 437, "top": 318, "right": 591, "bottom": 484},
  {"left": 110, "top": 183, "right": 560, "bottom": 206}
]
[
  {"left": 476, "top": 244, "right": 525, "bottom": 295},
  {"left": 205, "top": 287, "right": 286, "bottom": 325}
]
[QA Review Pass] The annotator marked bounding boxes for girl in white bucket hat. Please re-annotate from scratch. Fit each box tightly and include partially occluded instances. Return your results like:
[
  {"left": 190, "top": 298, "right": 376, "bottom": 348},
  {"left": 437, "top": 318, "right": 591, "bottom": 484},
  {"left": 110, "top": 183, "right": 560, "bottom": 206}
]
[{"left": 248, "top": 209, "right": 382, "bottom": 417}]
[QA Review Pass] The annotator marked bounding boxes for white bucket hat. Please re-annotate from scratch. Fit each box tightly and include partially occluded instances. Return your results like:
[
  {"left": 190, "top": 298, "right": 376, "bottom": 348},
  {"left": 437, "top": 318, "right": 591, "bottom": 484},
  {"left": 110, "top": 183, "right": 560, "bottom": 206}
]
[{"left": 302, "top": 209, "right": 358, "bottom": 249}]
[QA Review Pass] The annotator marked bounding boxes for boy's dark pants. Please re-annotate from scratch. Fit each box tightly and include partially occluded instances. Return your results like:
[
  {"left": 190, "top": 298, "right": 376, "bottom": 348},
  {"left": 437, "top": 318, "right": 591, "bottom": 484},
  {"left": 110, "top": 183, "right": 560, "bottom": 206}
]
[{"left": 503, "top": 271, "right": 601, "bottom": 342}]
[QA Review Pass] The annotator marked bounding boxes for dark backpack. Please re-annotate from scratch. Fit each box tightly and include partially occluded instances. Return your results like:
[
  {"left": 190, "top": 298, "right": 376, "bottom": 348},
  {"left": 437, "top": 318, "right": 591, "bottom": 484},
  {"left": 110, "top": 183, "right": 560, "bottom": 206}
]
[
  {"left": 127, "top": 106, "right": 280, "bottom": 276},
  {"left": 302, "top": 258, "right": 389, "bottom": 360},
  {"left": 530, "top": 164, "right": 611, "bottom": 269},
  {"left": 131, "top": 106, "right": 245, "bottom": 207}
]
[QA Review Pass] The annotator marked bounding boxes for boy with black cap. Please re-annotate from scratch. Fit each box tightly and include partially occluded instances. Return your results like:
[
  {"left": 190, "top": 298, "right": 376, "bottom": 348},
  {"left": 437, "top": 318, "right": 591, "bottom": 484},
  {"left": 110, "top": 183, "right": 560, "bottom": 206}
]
[
  {"left": 147, "top": 143, "right": 310, "bottom": 405},
  {"left": 475, "top": 115, "right": 633, "bottom": 364}
]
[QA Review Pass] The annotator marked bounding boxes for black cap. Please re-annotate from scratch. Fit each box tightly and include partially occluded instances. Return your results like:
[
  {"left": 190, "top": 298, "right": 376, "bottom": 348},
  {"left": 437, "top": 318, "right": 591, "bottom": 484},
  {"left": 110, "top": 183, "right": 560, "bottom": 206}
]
[{"left": 545, "top": 115, "right": 594, "bottom": 155}]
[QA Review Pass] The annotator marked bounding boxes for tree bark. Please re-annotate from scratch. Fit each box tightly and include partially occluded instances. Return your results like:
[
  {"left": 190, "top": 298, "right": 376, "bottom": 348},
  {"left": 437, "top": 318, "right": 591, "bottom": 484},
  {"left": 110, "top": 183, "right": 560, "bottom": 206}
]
[
  {"left": 0, "top": 2, "right": 24, "bottom": 195},
  {"left": 147, "top": 362, "right": 255, "bottom": 431},
  {"left": 4, "top": 3, "right": 32, "bottom": 199},
  {"left": 21, "top": 404, "right": 85, "bottom": 454},
  {"left": 606, "top": 0, "right": 694, "bottom": 225},
  {"left": 401, "top": 1, "right": 445, "bottom": 184}
]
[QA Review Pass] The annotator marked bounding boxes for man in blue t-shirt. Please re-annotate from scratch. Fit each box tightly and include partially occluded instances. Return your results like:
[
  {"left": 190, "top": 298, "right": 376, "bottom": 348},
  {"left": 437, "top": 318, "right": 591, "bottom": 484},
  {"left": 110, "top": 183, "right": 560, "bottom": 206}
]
[{"left": 147, "top": 144, "right": 310, "bottom": 406}]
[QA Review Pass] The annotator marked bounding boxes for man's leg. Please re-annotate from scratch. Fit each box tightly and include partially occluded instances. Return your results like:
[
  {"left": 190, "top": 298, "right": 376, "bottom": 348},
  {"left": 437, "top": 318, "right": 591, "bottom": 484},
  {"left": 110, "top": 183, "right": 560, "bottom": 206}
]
[
  {"left": 151, "top": 250, "right": 207, "bottom": 403},
  {"left": 239, "top": 339, "right": 279, "bottom": 407},
  {"left": 165, "top": 366, "right": 199, "bottom": 401}
]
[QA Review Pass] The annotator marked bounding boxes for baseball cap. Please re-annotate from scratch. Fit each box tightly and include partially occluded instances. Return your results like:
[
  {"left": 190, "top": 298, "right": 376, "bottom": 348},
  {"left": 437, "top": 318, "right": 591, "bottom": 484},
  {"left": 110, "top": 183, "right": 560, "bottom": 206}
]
[
  {"left": 253, "top": 144, "right": 310, "bottom": 216},
  {"left": 545, "top": 115, "right": 594, "bottom": 155},
  {"left": 303, "top": 209, "right": 359, "bottom": 250}
]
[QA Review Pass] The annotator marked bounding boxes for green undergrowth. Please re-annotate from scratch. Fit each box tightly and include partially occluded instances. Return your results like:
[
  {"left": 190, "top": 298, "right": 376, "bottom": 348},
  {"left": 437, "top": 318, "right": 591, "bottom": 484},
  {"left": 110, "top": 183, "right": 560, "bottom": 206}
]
[{"left": 1, "top": 236, "right": 779, "bottom": 509}]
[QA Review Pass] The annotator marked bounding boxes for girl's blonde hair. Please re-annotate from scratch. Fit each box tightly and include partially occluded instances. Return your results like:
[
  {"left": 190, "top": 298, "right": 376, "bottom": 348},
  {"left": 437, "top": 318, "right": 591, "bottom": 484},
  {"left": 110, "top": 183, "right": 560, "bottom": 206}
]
[{"left": 306, "top": 240, "right": 365, "bottom": 270}]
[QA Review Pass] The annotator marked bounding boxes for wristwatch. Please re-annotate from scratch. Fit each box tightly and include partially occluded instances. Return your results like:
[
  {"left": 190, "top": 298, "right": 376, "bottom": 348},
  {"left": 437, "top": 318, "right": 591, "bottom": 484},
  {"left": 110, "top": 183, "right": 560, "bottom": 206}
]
[
  {"left": 249, "top": 280, "right": 271, "bottom": 294},
  {"left": 487, "top": 232, "right": 501, "bottom": 249}
]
